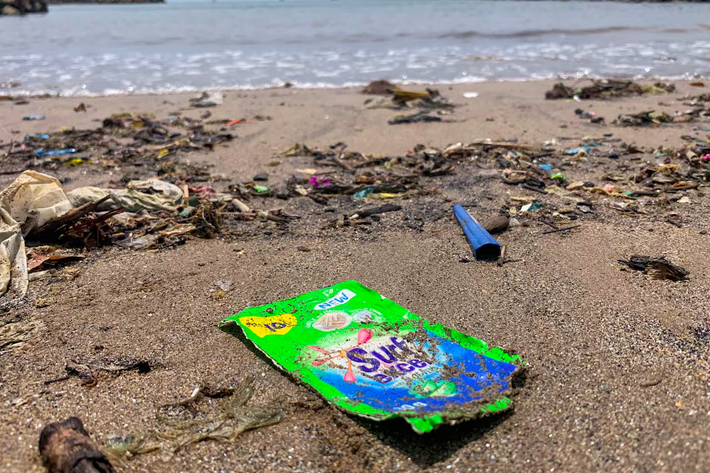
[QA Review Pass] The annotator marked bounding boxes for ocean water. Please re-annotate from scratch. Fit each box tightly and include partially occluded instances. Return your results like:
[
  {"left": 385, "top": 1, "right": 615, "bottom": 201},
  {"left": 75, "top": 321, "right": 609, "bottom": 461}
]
[{"left": 1, "top": 0, "right": 710, "bottom": 96}]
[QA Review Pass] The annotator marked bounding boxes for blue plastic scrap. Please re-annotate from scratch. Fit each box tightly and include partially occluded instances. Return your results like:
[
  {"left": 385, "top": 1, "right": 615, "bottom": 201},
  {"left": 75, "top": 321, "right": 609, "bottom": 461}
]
[
  {"left": 566, "top": 147, "right": 591, "bottom": 155},
  {"left": 24, "top": 134, "right": 50, "bottom": 141},
  {"left": 538, "top": 164, "right": 552, "bottom": 173},
  {"left": 453, "top": 205, "right": 501, "bottom": 260},
  {"left": 34, "top": 148, "right": 77, "bottom": 157}
]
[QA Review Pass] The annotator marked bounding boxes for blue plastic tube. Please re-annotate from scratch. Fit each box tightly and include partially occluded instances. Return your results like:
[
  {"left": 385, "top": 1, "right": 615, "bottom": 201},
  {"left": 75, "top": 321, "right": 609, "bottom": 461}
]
[{"left": 453, "top": 205, "right": 501, "bottom": 260}]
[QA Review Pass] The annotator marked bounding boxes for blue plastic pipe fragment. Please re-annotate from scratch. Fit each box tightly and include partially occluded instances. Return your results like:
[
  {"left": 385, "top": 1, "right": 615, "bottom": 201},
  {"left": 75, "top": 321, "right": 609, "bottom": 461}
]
[{"left": 453, "top": 205, "right": 501, "bottom": 261}]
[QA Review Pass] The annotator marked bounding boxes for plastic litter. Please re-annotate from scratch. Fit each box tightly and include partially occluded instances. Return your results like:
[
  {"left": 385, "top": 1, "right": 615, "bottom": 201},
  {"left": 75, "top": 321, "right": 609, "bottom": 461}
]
[
  {"left": 24, "top": 134, "right": 49, "bottom": 140},
  {"left": 0, "top": 171, "right": 73, "bottom": 301},
  {"left": 189, "top": 91, "right": 224, "bottom": 108},
  {"left": 308, "top": 175, "right": 332, "bottom": 188},
  {"left": 453, "top": 205, "right": 501, "bottom": 260},
  {"left": 566, "top": 147, "right": 591, "bottom": 155},
  {"left": 220, "top": 281, "right": 522, "bottom": 434},
  {"left": 352, "top": 188, "right": 374, "bottom": 200},
  {"left": 67, "top": 180, "right": 184, "bottom": 213},
  {"left": 34, "top": 148, "right": 77, "bottom": 156},
  {"left": 388, "top": 111, "right": 442, "bottom": 125},
  {"left": 23, "top": 115, "right": 45, "bottom": 120},
  {"left": 545, "top": 80, "right": 674, "bottom": 100}
]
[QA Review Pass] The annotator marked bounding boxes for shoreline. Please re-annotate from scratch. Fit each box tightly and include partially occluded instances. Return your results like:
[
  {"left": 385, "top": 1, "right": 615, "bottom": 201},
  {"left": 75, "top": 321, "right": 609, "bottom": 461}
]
[{"left": 1, "top": 75, "right": 707, "bottom": 100}]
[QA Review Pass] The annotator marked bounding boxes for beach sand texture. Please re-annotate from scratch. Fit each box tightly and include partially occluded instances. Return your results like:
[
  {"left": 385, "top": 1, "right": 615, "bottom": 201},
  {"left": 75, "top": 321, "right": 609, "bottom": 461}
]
[{"left": 1, "top": 80, "right": 709, "bottom": 472}]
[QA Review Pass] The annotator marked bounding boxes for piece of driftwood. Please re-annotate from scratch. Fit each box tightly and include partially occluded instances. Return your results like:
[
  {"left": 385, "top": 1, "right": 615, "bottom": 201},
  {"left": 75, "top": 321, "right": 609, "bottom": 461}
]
[
  {"left": 351, "top": 204, "right": 402, "bottom": 219},
  {"left": 39, "top": 417, "right": 115, "bottom": 473}
]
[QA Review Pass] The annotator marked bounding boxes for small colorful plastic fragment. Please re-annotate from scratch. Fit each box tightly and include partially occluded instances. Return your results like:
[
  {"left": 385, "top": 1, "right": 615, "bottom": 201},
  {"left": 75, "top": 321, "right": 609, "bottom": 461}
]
[
  {"left": 352, "top": 188, "right": 374, "bottom": 200},
  {"left": 521, "top": 202, "right": 543, "bottom": 212},
  {"left": 24, "top": 134, "right": 50, "bottom": 141},
  {"left": 220, "top": 281, "right": 523, "bottom": 434},
  {"left": 308, "top": 175, "right": 332, "bottom": 188},
  {"left": 538, "top": 164, "right": 552, "bottom": 173},
  {"left": 34, "top": 148, "right": 77, "bottom": 157},
  {"left": 253, "top": 185, "right": 270, "bottom": 193},
  {"left": 566, "top": 147, "right": 591, "bottom": 155},
  {"left": 23, "top": 115, "right": 45, "bottom": 121}
]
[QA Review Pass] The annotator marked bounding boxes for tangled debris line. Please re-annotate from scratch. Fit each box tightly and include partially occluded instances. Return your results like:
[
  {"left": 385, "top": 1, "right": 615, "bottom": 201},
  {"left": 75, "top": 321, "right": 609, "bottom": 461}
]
[
  {"left": 0, "top": 112, "right": 232, "bottom": 183},
  {"left": 545, "top": 79, "right": 675, "bottom": 100},
  {"left": 362, "top": 82, "right": 455, "bottom": 124},
  {"left": 613, "top": 108, "right": 709, "bottom": 127}
]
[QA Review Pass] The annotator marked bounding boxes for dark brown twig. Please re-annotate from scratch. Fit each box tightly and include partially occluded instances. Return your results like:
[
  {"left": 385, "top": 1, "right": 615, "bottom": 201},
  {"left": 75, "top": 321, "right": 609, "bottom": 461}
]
[{"left": 542, "top": 225, "right": 580, "bottom": 234}]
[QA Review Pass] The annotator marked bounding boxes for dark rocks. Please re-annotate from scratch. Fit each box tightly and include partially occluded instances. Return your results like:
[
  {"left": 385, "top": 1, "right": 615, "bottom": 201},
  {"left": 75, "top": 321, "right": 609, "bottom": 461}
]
[{"left": 0, "top": 0, "right": 47, "bottom": 15}]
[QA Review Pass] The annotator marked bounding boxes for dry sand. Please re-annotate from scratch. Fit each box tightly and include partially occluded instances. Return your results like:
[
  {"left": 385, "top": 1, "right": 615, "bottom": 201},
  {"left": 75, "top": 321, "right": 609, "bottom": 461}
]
[{"left": 1, "top": 80, "right": 709, "bottom": 473}]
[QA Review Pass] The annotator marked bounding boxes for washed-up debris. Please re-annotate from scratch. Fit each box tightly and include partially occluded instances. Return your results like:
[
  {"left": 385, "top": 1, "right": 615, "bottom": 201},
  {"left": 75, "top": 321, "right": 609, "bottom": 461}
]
[
  {"left": 220, "top": 281, "right": 522, "bottom": 434},
  {"left": 365, "top": 88, "right": 454, "bottom": 111},
  {"left": 253, "top": 172, "right": 269, "bottom": 182},
  {"left": 619, "top": 255, "right": 689, "bottom": 281},
  {"left": 104, "top": 434, "right": 160, "bottom": 466},
  {"left": 361, "top": 79, "right": 397, "bottom": 95},
  {"left": 1, "top": 111, "right": 232, "bottom": 181},
  {"left": 454, "top": 205, "right": 501, "bottom": 260},
  {"left": 308, "top": 175, "right": 331, "bottom": 188},
  {"left": 39, "top": 417, "right": 115, "bottom": 473},
  {"left": 67, "top": 180, "right": 184, "bottom": 213},
  {"left": 613, "top": 111, "right": 675, "bottom": 127},
  {"left": 66, "top": 358, "right": 152, "bottom": 386},
  {"left": 681, "top": 93, "right": 710, "bottom": 104},
  {"left": 388, "top": 111, "right": 443, "bottom": 125},
  {"left": 545, "top": 80, "right": 675, "bottom": 100},
  {"left": 0, "top": 169, "right": 230, "bottom": 301},
  {"left": 27, "top": 247, "right": 84, "bottom": 272},
  {"left": 74, "top": 103, "right": 87, "bottom": 113},
  {"left": 273, "top": 142, "right": 455, "bottom": 203},
  {"left": 190, "top": 90, "right": 224, "bottom": 108},
  {"left": 154, "top": 376, "right": 283, "bottom": 452},
  {"left": 481, "top": 215, "right": 510, "bottom": 235},
  {"left": 23, "top": 115, "right": 45, "bottom": 121},
  {"left": 350, "top": 204, "right": 401, "bottom": 219},
  {"left": 575, "top": 108, "right": 605, "bottom": 123},
  {"left": 542, "top": 224, "right": 580, "bottom": 235},
  {"left": 0, "top": 171, "right": 72, "bottom": 301},
  {"left": 214, "top": 279, "right": 232, "bottom": 300},
  {"left": 0, "top": 318, "right": 45, "bottom": 352}
]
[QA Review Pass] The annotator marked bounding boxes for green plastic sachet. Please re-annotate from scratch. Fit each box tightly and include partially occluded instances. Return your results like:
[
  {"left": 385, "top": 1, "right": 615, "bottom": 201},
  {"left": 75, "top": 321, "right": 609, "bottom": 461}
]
[{"left": 220, "top": 281, "right": 522, "bottom": 433}]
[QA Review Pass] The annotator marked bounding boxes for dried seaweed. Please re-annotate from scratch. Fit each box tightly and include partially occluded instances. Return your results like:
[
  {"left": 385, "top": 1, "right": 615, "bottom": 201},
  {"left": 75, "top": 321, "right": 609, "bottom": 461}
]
[
  {"left": 619, "top": 255, "right": 689, "bottom": 281},
  {"left": 0, "top": 318, "right": 45, "bottom": 352}
]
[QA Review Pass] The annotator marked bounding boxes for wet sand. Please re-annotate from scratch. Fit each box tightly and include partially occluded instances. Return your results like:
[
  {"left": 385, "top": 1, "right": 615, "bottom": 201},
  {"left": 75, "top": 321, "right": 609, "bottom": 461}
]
[{"left": 1, "top": 80, "right": 709, "bottom": 473}]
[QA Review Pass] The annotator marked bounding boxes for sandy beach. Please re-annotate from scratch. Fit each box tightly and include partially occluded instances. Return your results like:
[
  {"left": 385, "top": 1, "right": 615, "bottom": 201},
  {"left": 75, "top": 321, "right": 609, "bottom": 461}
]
[{"left": 1, "top": 79, "right": 710, "bottom": 473}]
